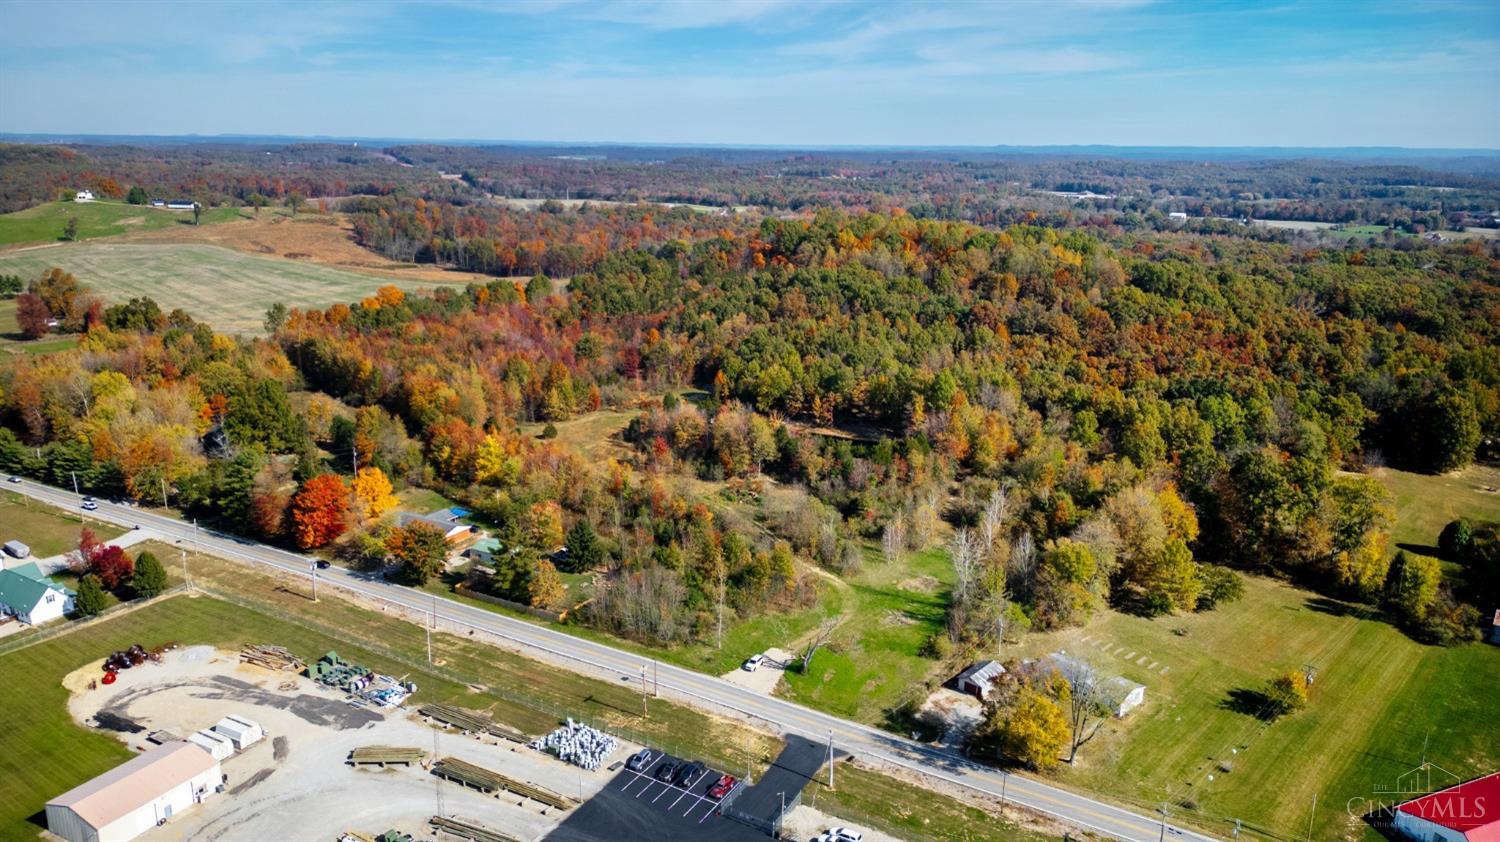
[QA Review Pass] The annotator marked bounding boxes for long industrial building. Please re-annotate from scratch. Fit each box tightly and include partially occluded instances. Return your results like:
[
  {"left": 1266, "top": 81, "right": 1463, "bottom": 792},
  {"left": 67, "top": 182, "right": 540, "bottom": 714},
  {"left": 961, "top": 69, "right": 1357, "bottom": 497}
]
[{"left": 45, "top": 741, "right": 222, "bottom": 842}]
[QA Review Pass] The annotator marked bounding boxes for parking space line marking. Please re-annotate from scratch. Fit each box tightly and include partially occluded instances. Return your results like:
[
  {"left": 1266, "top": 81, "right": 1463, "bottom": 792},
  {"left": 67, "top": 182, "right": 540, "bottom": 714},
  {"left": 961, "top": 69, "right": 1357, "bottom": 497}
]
[
  {"left": 619, "top": 769, "right": 651, "bottom": 794},
  {"left": 670, "top": 785, "right": 692, "bottom": 809},
  {"left": 652, "top": 782, "right": 674, "bottom": 803},
  {"left": 686, "top": 795, "right": 713, "bottom": 817}
]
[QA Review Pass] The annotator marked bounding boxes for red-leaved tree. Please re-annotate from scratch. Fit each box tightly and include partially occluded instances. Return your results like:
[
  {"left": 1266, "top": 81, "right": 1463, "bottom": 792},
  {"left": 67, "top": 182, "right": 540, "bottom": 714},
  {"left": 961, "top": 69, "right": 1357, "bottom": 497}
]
[
  {"left": 16, "top": 292, "right": 51, "bottom": 339},
  {"left": 88, "top": 545, "right": 134, "bottom": 590}
]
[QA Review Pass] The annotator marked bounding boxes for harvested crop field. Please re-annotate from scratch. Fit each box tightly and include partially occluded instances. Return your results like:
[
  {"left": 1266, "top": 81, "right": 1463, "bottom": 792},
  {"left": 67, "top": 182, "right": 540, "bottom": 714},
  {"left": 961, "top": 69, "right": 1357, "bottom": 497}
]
[
  {"left": 0, "top": 242, "right": 466, "bottom": 333},
  {"left": 119, "top": 213, "right": 498, "bottom": 284}
]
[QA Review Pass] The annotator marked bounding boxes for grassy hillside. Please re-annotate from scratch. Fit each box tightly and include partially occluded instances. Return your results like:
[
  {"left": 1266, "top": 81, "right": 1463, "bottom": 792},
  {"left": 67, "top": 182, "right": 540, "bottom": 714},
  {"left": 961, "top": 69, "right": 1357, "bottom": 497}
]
[
  {"left": 0, "top": 243, "right": 457, "bottom": 333},
  {"left": 1376, "top": 465, "right": 1500, "bottom": 552},
  {"left": 0, "top": 200, "right": 248, "bottom": 247}
]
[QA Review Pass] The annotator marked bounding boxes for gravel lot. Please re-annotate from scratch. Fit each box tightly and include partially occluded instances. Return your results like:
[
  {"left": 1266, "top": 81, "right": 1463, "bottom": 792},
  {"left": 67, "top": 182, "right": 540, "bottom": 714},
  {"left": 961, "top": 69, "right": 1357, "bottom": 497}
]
[
  {"left": 717, "top": 647, "right": 793, "bottom": 696},
  {"left": 62, "top": 646, "right": 631, "bottom": 842}
]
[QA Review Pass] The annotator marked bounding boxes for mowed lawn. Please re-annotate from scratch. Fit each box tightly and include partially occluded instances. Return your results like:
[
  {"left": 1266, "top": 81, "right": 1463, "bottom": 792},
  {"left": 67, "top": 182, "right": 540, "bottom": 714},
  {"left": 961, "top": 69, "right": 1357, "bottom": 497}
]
[
  {"left": 1376, "top": 465, "right": 1500, "bottom": 552},
  {"left": 1014, "top": 574, "right": 1500, "bottom": 840},
  {"left": 0, "top": 243, "right": 455, "bottom": 333},
  {"left": 0, "top": 200, "right": 248, "bottom": 247},
  {"left": 0, "top": 490, "right": 124, "bottom": 556}
]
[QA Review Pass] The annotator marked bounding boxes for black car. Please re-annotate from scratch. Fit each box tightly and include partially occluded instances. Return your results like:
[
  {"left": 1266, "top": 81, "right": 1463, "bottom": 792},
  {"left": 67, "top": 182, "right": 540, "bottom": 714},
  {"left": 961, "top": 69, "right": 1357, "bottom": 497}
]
[
  {"left": 654, "top": 761, "right": 678, "bottom": 782},
  {"left": 673, "top": 761, "right": 706, "bottom": 788},
  {"left": 626, "top": 749, "right": 654, "bottom": 772}
]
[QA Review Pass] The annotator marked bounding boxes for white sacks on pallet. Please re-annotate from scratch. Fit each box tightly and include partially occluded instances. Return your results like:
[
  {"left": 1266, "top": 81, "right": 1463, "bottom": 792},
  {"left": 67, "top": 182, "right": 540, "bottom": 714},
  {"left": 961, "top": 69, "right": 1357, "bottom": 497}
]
[{"left": 528, "top": 718, "right": 619, "bottom": 771}]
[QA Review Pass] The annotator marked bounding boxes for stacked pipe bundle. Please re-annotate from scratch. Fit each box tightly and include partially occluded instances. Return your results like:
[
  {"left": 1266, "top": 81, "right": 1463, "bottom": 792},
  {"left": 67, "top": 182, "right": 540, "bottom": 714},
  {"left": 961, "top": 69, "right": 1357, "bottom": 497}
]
[{"left": 528, "top": 719, "right": 618, "bottom": 771}]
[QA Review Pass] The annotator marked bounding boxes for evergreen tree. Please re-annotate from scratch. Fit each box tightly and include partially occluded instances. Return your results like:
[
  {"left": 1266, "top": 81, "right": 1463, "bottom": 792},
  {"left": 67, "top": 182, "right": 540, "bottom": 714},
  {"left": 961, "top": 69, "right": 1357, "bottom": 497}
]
[
  {"left": 131, "top": 551, "right": 169, "bottom": 598},
  {"left": 75, "top": 575, "right": 108, "bottom": 617},
  {"left": 564, "top": 518, "right": 603, "bottom": 573}
]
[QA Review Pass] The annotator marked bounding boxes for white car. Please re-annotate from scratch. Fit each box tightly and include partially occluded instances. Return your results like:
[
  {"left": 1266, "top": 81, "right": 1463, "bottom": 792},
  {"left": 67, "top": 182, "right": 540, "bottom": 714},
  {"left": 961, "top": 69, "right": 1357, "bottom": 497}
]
[
  {"left": 830, "top": 829, "right": 863, "bottom": 842},
  {"left": 742, "top": 654, "right": 765, "bottom": 672},
  {"left": 81, "top": 496, "right": 99, "bottom": 511}
]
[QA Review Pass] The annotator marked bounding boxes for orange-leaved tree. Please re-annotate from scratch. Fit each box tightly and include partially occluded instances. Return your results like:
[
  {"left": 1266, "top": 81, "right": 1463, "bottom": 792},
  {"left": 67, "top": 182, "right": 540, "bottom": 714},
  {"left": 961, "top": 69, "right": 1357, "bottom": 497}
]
[{"left": 290, "top": 473, "right": 349, "bottom": 549}]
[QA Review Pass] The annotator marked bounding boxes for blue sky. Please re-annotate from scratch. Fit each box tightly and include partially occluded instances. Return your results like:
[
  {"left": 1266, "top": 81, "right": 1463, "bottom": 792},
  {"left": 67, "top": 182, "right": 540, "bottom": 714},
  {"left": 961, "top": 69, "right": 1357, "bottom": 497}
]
[{"left": 1, "top": 0, "right": 1496, "bottom": 148}]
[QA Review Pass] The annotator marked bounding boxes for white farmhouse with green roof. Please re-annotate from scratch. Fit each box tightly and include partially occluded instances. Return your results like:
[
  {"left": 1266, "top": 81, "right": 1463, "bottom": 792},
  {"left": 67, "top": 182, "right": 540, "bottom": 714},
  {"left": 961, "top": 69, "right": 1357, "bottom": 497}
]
[{"left": 0, "top": 561, "right": 75, "bottom": 625}]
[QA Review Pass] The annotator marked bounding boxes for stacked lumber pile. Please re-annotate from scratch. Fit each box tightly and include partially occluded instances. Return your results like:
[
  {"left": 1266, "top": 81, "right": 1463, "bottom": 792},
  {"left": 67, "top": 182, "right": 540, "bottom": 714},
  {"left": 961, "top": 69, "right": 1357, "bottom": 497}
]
[
  {"left": 241, "top": 644, "right": 304, "bottom": 672},
  {"left": 418, "top": 703, "right": 526, "bottom": 742},
  {"left": 428, "top": 817, "right": 520, "bottom": 842},
  {"left": 430, "top": 757, "right": 575, "bottom": 810},
  {"left": 349, "top": 746, "right": 427, "bottom": 766}
]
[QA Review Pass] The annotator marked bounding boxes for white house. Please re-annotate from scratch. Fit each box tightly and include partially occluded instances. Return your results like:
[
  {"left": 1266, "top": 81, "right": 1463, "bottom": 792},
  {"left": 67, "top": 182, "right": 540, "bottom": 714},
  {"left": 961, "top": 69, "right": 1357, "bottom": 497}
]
[
  {"left": 187, "top": 730, "right": 234, "bottom": 761},
  {"left": 75, "top": 190, "right": 95, "bottom": 202},
  {"left": 165, "top": 200, "right": 198, "bottom": 210},
  {"left": 953, "top": 660, "right": 1007, "bottom": 702},
  {"left": 1391, "top": 770, "right": 1499, "bottom": 842},
  {"left": 1168, "top": 211, "right": 1189, "bottom": 220},
  {"left": 0, "top": 564, "right": 74, "bottom": 625},
  {"left": 212, "top": 714, "right": 263, "bottom": 750},
  {"left": 46, "top": 741, "right": 222, "bottom": 842}
]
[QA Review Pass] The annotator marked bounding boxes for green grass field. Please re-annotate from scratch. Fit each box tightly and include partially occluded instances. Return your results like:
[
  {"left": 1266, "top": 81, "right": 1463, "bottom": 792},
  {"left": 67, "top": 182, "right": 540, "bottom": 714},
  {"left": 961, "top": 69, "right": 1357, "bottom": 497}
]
[
  {"left": 0, "top": 242, "right": 452, "bottom": 333},
  {"left": 1012, "top": 573, "right": 1500, "bottom": 840},
  {"left": 0, "top": 491, "right": 124, "bottom": 556},
  {"left": 782, "top": 546, "right": 953, "bottom": 724},
  {"left": 0, "top": 200, "right": 251, "bottom": 247},
  {"left": 1376, "top": 465, "right": 1500, "bottom": 552}
]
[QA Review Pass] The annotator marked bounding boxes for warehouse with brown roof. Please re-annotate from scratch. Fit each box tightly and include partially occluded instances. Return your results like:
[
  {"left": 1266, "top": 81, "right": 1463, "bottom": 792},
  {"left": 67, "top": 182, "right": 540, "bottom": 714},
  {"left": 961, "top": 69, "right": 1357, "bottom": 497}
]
[{"left": 45, "top": 741, "right": 222, "bottom": 842}]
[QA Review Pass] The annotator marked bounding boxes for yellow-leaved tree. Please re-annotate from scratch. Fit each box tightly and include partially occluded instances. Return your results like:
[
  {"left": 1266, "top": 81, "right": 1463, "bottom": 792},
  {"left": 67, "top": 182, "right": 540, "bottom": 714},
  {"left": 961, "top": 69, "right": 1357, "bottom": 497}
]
[{"left": 350, "top": 466, "right": 397, "bottom": 522}]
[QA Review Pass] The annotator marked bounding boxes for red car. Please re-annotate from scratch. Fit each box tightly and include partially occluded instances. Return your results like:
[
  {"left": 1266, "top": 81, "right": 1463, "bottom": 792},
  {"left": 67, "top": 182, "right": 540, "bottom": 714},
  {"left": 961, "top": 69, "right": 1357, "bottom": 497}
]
[{"left": 707, "top": 774, "right": 737, "bottom": 799}]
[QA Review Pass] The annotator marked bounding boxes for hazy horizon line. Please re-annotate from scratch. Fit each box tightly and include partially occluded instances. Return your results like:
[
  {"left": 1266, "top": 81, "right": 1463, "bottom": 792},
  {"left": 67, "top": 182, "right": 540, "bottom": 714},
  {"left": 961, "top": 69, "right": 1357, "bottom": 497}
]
[{"left": 3, "top": 132, "right": 1498, "bottom": 157}]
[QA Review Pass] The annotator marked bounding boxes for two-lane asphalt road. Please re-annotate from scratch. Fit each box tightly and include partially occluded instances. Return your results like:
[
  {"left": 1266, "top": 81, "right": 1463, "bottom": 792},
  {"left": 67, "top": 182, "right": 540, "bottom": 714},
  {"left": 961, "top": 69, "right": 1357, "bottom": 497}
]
[{"left": 10, "top": 479, "right": 1217, "bottom": 841}]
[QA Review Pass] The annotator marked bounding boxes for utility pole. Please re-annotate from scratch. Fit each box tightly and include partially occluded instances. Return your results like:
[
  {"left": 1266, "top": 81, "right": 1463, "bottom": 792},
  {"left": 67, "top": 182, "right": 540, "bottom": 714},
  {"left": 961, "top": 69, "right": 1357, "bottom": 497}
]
[
  {"left": 1000, "top": 771, "right": 1007, "bottom": 805},
  {"left": 427, "top": 593, "right": 436, "bottom": 664},
  {"left": 71, "top": 470, "right": 80, "bottom": 497},
  {"left": 160, "top": 476, "right": 168, "bottom": 509},
  {"left": 181, "top": 548, "right": 189, "bottom": 588},
  {"left": 827, "top": 729, "right": 834, "bottom": 789},
  {"left": 653, "top": 659, "right": 658, "bottom": 697},
  {"left": 1307, "top": 793, "right": 1316, "bottom": 842},
  {"left": 1158, "top": 804, "right": 1168, "bottom": 842},
  {"left": 640, "top": 665, "right": 649, "bottom": 716},
  {"left": 310, "top": 561, "right": 318, "bottom": 602}
]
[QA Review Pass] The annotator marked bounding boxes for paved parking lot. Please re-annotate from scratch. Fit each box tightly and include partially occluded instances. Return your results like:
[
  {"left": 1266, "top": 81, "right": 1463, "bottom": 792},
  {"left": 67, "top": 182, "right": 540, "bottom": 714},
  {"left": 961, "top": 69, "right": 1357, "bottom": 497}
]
[{"left": 546, "top": 753, "right": 765, "bottom": 842}]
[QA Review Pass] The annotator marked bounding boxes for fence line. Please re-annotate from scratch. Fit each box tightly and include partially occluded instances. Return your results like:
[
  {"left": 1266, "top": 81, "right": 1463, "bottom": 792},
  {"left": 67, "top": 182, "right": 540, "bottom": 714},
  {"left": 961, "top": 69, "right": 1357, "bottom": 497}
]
[{"left": 0, "top": 584, "right": 192, "bottom": 658}]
